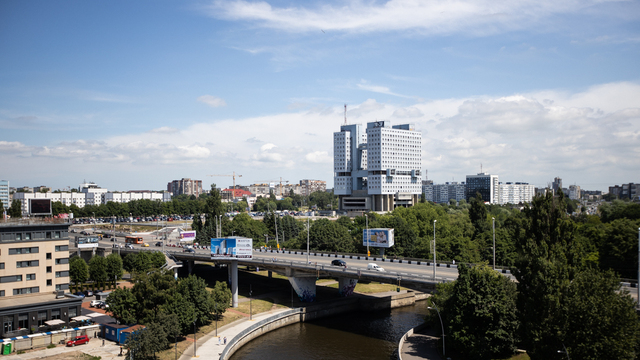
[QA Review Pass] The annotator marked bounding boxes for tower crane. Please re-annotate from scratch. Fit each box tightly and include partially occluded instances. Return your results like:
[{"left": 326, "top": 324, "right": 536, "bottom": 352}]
[
  {"left": 254, "top": 177, "right": 289, "bottom": 197},
  {"left": 207, "top": 172, "right": 243, "bottom": 198}
]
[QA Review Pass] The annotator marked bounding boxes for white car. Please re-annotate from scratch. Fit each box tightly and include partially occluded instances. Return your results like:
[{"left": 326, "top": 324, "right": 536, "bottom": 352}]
[
  {"left": 367, "top": 263, "right": 385, "bottom": 272},
  {"left": 90, "top": 300, "right": 101, "bottom": 307}
]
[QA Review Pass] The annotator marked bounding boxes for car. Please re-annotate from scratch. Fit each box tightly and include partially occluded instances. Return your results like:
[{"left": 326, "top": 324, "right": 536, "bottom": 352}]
[
  {"left": 103, "top": 233, "right": 111, "bottom": 238},
  {"left": 66, "top": 335, "right": 90, "bottom": 347},
  {"left": 184, "top": 248, "right": 196, "bottom": 253},
  {"left": 74, "top": 291, "right": 85, "bottom": 298},
  {"left": 90, "top": 300, "right": 101, "bottom": 307},
  {"left": 367, "top": 263, "right": 385, "bottom": 272},
  {"left": 111, "top": 238, "right": 117, "bottom": 242},
  {"left": 70, "top": 229, "right": 77, "bottom": 233},
  {"left": 331, "top": 259, "right": 347, "bottom": 268},
  {"left": 100, "top": 302, "right": 109, "bottom": 310},
  {"left": 80, "top": 231, "right": 90, "bottom": 235},
  {"left": 83, "top": 290, "right": 93, "bottom": 297},
  {"left": 155, "top": 242, "right": 162, "bottom": 247},
  {"left": 142, "top": 243, "right": 150, "bottom": 247},
  {"left": 125, "top": 244, "right": 134, "bottom": 249}
]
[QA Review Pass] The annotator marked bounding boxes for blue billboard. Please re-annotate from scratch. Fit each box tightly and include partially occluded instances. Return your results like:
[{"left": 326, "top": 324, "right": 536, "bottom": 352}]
[
  {"left": 210, "top": 237, "right": 253, "bottom": 259},
  {"left": 362, "top": 228, "right": 394, "bottom": 248}
]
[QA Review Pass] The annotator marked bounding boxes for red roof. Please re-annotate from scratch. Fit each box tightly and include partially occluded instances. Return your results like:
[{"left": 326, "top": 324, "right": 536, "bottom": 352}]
[{"left": 222, "top": 189, "right": 252, "bottom": 197}]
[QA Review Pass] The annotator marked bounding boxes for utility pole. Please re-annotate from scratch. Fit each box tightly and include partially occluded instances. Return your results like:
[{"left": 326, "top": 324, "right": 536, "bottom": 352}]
[{"left": 433, "top": 220, "right": 437, "bottom": 280}]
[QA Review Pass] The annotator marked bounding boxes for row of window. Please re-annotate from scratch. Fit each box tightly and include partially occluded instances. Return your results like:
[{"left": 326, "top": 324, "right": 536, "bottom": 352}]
[
  {"left": 0, "top": 274, "right": 36, "bottom": 283},
  {"left": 2, "top": 306, "right": 76, "bottom": 333},
  {"left": 0, "top": 230, "right": 66, "bottom": 242}
]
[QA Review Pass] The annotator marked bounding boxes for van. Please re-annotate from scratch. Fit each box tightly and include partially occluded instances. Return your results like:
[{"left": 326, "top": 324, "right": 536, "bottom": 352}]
[{"left": 367, "top": 263, "right": 385, "bottom": 272}]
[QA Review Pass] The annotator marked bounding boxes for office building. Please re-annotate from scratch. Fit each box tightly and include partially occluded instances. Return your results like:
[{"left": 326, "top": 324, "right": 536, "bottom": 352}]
[
  {"left": 498, "top": 182, "right": 535, "bottom": 205},
  {"left": 167, "top": 178, "right": 203, "bottom": 198},
  {"left": 13, "top": 192, "right": 86, "bottom": 214},
  {"left": 0, "top": 180, "right": 8, "bottom": 210},
  {"left": 466, "top": 173, "right": 499, "bottom": 204},
  {"left": 334, "top": 121, "right": 422, "bottom": 211},
  {"left": 609, "top": 183, "right": 639, "bottom": 200},
  {"left": 421, "top": 180, "right": 433, "bottom": 202},
  {"left": 552, "top": 177, "right": 562, "bottom": 195},
  {"left": 0, "top": 219, "right": 81, "bottom": 338}
]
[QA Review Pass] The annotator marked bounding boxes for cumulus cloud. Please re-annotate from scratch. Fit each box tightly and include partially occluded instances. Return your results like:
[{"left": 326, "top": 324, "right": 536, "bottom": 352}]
[
  {"left": 393, "top": 107, "right": 424, "bottom": 118},
  {"left": 197, "top": 95, "right": 227, "bottom": 107},
  {"left": 305, "top": 151, "right": 332, "bottom": 163}
]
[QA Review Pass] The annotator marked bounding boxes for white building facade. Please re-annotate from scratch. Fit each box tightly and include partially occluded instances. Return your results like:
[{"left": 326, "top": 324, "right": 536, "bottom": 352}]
[
  {"left": 13, "top": 192, "right": 87, "bottom": 214},
  {"left": 0, "top": 180, "right": 8, "bottom": 210},
  {"left": 103, "top": 191, "right": 171, "bottom": 203},
  {"left": 498, "top": 182, "right": 535, "bottom": 205},
  {"left": 424, "top": 182, "right": 467, "bottom": 204},
  {"left": 334, "top": 121, "right": 422, "bottom": 211}
]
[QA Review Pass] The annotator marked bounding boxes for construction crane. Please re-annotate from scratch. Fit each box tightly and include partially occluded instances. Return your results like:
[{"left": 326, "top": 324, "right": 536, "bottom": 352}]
[
  {"left": 254, "top": 177, "right": 289, "bottom": 197},
  {"left": 207, "top": 172, "right": 243, "bottom": 198}
]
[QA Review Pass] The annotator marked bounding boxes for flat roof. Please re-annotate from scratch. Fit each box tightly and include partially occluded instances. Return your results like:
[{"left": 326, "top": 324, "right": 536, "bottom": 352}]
[{"left": 0, "top": 292, "right": 81, "bottom": 311}]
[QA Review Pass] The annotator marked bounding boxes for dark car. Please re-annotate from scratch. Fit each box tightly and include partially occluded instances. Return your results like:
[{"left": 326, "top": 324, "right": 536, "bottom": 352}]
[
  {"left": 83, "top": 290, "right": 93, "bottom": 297},
  {"left": 103, "top": 233, "right": 111, "bottom": 238},
  {"left": 74, "top": 291, "right": 85, "bottom": 298},
  {"left": 67, "top": 335, "right": 90, "bottom": 347},
  {"left": 155, "top": 241, "right": 162, "bottom": 247},
  {"left": 331, "top": 259, "right": 347, "bottom": 268},
  {"left": 184, "top": 248, "right": 196, "bottom": 253}
]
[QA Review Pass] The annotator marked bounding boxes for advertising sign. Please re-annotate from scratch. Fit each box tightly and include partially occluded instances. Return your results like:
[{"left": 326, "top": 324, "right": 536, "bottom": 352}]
[
  {"left": 29, "top": 199, "right": 52, "bottom": 216},
  {"left": 210, "top": 237, "right": 253, "bottom": 259},
  {"left": 76, "top": 237, "right": 100, "bottom": 248},
  {"left": 179, "top": 231, "right": 196, "bottom": 242},
  {"left": 362, "top": 228, "right": 394, "bottom": 248}
]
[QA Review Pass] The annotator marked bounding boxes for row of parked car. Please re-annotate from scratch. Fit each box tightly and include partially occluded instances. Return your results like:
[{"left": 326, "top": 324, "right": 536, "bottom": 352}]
[{"left": 90, "top": 299, "right": 109, "bottom": 309}]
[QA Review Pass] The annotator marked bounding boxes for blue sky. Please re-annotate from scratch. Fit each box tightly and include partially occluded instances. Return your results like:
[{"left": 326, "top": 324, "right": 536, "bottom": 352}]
[{"left": 1, "top": 0, "right": 639, "bottom": 192}]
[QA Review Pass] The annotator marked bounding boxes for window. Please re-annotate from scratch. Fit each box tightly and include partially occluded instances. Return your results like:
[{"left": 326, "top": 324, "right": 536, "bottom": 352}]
[
  {"left": 38, "top": 311, "right": 47, "bottom": 326},
  {"left": 55, "top": 258, "right": 69, "bottom": 265},
  {"left": 47, "top": 279, "right": 52, "bottom": 286},
  {"left": 55, "top": 245, "right": 68, "bottom": 252},
  {"left": 0, "top": 290, "right": 4, "bottom": 297},
  {"left": 50, "top": 309, "right": 60, "bottom": 320},
  {"left": 69, "top": 307, "right": 77, "bottom": 318},
  {"left": 55, "top": 284, "right": 68, "bottom": 291},
  {"left": 16, "top": 260, "right": 38, "bottom": 268},
  {"left": 3, "top": 316, "right": 13, "bottom": 334},
  {"left": 55, "top": 271, "right": 69, "bottom": 278},
  {"left": 54, "top": 232, "right": 60, "bottom": 239},
  {"left": 46, "top": 253, "right": 52, "bottom": 260},
  {"left": 15, "top": 233, "right": 21, "bottom": 241},
  {"left": 25, "top": 233, "right": 31, "bottom": 240},
  {"left": 18, "top": 314, "right": 28, "bottom": 330},
  {"left": 13, "top": 287, "right": 39, "bottom": 295},
  {"left": 46, "top": 232, "right": 51, "bottom": 239},
  {"left": 9, "top": 247, "right": 38, "bottom": 255},
  {"left": 47, "top": 266, "right": 52, "bottom": 273},
  {"left": 26, "top": 274, "right": 36, "bottom": 281},
  {"left": 0, "top": 263, "right": 3, "bottom": 270}
]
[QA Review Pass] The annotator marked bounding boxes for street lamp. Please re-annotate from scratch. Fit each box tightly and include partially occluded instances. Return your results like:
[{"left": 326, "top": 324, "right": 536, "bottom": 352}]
[
  {"left": 492, "top": 217, "right": 496, "bottom": 270},
  {"left": 306, "top": 215, "right": 310, "bottom": 264},
  {"left": 433, "top": 220, "right": 437, "bottom": 280},
  {"left": 428, "top": 305, "right": 445, "bottom": 357},
  {"left": 249, "top": 284, "right": 253, "bottom": 320},
  {"left": 558, "top": 343, "right": 570, "bottom": 360},
  {"left": 637, "top": 227, "right": 639, "bottom": 307}
]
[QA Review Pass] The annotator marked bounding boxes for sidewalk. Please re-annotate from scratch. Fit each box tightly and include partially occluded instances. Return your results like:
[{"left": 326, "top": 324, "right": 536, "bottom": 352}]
[
  {"left": 401, "top": 326, "right": 443, "bottom": 360},
  {"left": 179, "top": 307, "right": 292, "bottom": 360}
]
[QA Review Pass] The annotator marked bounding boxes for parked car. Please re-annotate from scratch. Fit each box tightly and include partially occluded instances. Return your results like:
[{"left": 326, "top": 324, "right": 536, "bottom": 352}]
[
  {"left": 367, "top": 263, "right": 385, "bottom": 272},
  {"left": 90, "top": 300, "right": 101, "bottom": 307},
  {"left": 84, "top": 290, "right": 94, "bottom": 297},
  {"left": 331, "top": 259, "right": 347, "bottom": 268},
  {"left": 74, "top": 291, "right": 85, "bottom": 298},
  {"left": 66, "top": 335, "right": 90, "bottom": 347}
]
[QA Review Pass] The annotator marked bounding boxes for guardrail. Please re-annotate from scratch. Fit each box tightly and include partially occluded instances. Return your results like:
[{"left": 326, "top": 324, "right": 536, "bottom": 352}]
[
  {"left": 219, "top": 309, "right": 302, "bottom": 360},
  {"left": 398, "top": 323, "right": 427, "bottom": 360}
]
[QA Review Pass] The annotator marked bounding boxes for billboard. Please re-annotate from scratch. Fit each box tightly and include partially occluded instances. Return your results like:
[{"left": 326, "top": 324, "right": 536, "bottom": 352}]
[
  {"left": 76, "top": 237, "right": 100, "bottom": 248},
  {"left": 29, "top": 199, "right": 52, "bottom": 216},
  {"left": 210, "top": 237, "right": 253, "bottom": 259},
  {"left": 362, "top": 228, "right": 394, "bottom": 248},
  {"left": 179, "top": 231, "right": 196, "bottom": 242}
]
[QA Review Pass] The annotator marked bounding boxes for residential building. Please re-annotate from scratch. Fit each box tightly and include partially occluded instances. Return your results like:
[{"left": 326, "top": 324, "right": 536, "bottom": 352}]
[
  {"left": 248, "top": 183, "right": 271, "bottom": 197},
  {"left": 568, "top": 185, "right": 581, "bottom": 200},
  {"left": 423, "top": 181, "right": 466, "bottom": 204},
  {"left": 0, "top": 180, "right": 8, "bottom": 210},
  {"left": 498, "top": 182, "right": 535, "bottom": 205},
  {"left": 79, "top": 182, "right": 108, "bottom": 206},
  {"left": 334, "top": 121, "right": 422, "bottom": 211},
  {"left": 13, "top": 192, "right": 86, "bottom": 214},
  {"left": 0, "top": 219, "right": 81, "bottom": 339},
  {"left": 167, "top": 178, "right": 203, "bottom": 198},
  {"left": 421, "top": 180, "right": 433, "bottom": 202},
  {"left": 300, "top": 180, "right": 326, "bottom": 196},
  {"left": 552, "top": 177, "right": 562, "bottom": 195},
  {"left": 466, "top": 173, "right": 500, "bottom": 204},
  {"left": 103, "top": 191, "right": 171, "bottom": 204},
  {"left": 33, "top": 186, "right": 51, "bottom": 193},
  {"left": 609, "top": 183, "right": 639, "bottom": 200}
]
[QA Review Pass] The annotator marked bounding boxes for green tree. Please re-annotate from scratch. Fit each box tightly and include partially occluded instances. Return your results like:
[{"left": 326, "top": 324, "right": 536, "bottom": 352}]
[
  {"left": 105, "top": 253, "right": 123, "bottom": 288},
  {"left": 9, "top": 200, "right": 22, "bottom": 218},
  {"left": 177, "top": 275, "right": 215, "bottom": 326},
  {"left": 69, "top": 256, "right": 89, "bottom": 292},
  {"left": 88, "top": 256, "right": 108, "bottom": 290},
  {"left": 599, "top": 219, "right": 640, "bottom": 279},
  {"left": 211, "top": 281, "right": 232, "bottom": 320},
  {"left": 469, "top": 192, "right": 489, "bottom": 236},
  {"left": 308, "top": 218, "right": 354, "bottom": 253},
  {"left": 436, "top": 264, "right": 519, "bottom": 360},
  {"left": 106, "top": 287, "right": 138, "bottom": 325}
]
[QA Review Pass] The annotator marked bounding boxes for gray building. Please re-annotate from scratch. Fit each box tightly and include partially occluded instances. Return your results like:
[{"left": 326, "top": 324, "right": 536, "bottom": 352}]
[{"left": 466, "top": 173, "right": 499, "bottom": 204}]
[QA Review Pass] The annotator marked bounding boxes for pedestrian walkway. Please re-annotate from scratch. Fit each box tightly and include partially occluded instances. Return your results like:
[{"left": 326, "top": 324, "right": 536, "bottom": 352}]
[
  {"left": 179, "top": 307, "right": 292, "bottom": 360},
  {"left": 401, "top": 326, "right": 443, "bottom": 360}
]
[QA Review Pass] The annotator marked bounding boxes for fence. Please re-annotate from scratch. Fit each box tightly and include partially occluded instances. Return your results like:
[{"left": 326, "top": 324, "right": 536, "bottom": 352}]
[{"left": 0, "top": 324, "right": 101, "bottom": 353}]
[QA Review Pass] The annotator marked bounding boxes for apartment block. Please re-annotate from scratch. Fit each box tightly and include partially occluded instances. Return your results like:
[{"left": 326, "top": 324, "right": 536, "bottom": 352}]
[
  {"left": 498, "top": 182, "right": 535, "bottom": 205},
  {"left": 466, "top": 173, "right": 500, "bottom": 204},
  {"left": 0, "top": 180, "right": 8, "bottom": 210},
  {"left": 167, "top": 178, "right": 203, "bottom": 198}
]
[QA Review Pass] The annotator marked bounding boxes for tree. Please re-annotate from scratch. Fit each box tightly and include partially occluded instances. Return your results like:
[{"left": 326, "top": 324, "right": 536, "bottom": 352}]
[
  {"left": 435, "top": 264, "right": 519, "bottom": 360},
  {"left": 308, "top": 218, "right": 355, "bottom": 253},
  {"left": 88, "top": 256, "right": 108, "bottom": 290},
  {"left": 599, "top": 219, "right": 640, "bottom": 279},
  {"left": 69, "top": 256, "right": 89, "bottom": 292},
  {"left": 469, "top": 192, "right": 489, "bottom": 236},
  {"left": 105, "top": 253, "right": 123, "bottom": 288},
  {"left": 106, "top": 287, "right": 138, "bottom": 325},
  {"left": 9, "top": 200, "right": 22, "bottom": 218},
  {"left": 177, "top": 275, "right": 216, "bottom": 326},
  {"left": 211, "top": 281, "right": 232, "bottom": 320}
]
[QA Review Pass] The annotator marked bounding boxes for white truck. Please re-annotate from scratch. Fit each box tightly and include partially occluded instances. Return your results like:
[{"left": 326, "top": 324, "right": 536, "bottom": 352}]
[{"left": 367, "top": 263, "right": 385, "bottom": 272}]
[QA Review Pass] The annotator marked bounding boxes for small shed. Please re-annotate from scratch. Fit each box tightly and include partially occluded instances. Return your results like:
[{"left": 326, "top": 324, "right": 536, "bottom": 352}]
[
  {"left": 120, "top": 325, "right": 146, "bottom": 344},
  {"left": 101, "top": 323, "right": 129, "bottom": 343},
  {"left": 95, "top": 291, "right": 112, "bottom": 301}
]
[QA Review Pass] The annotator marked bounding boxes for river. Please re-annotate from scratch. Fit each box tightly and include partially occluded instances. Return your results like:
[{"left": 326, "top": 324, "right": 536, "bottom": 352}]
[{"left": 230, "top": 300, "right": 429, "bottom": 360}]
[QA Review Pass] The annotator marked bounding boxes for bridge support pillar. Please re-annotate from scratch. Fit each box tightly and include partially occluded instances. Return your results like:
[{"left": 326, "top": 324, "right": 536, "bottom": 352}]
[
  {"left": 186, "top": 260, "right": 194, "bottom": 274},
  {"left": 173, "top": 267, "right": 178, "bottom": 280},
  {"left": 231, "top": 261, "right": 238, "bottom": 308},
  {"left": 288, "top": 277, "right": 316, "bottom": 302},
  {"left": 338, "top": 277, "right": 358, "bottom": 296},
  {"left": 268, "top": 270, "right": 272, "bottom": 279}
]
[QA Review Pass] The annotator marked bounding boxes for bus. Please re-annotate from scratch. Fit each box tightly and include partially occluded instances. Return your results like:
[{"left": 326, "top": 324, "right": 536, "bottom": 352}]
[{"left": 125, "top": 236, "right": 144, "bottom": 244}]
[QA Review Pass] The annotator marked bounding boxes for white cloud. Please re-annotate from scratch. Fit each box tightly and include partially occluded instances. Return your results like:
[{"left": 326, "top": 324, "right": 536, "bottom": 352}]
[
  {"left": 205, "top": 0, "right": 617, "bottom": 36},
  {"left": 197, "top": 95, "right": 227, "bottom": 107},
  {"left": 305, "top": 151, "right": 331, "bottom": 163},
  {"left": 393, "top": 107, "right": 424, "bottom": 118}
]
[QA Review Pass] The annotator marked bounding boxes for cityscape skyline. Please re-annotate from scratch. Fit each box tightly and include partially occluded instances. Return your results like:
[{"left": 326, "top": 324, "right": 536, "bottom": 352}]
[{"left": 1, "top": 1, "right": 639, "bottom": 192}]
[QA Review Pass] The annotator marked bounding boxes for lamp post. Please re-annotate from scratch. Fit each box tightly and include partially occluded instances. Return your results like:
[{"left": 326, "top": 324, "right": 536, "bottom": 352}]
[
  {"left": 433, "top": 220, "right": 437, "bottom": 280},
  {"left": 637, "top": 227, "right": 639, "bottom": 307},
  {"left": 193, "top": 316, "right": 197, "bottom": 357},
  {"left": 129, "top": 213, "right": 132, "bottom": 234},
  {"left": 249, "top": 284, "right": 253, "bottom": 320},
  {"left": 428, "top": 305, "right": 445, "bottom": 357},
  {"left": 492, "top": 217, "right": 496, "bottom": 270},
  {"left": 307, "top": 215, "right": 310, "bottom": 264},
  {"left": 558, "top": 343, "right": 570, "bottom": 360},
  {"left": 214, "top": 301, "right": 218, "bottom": 336},
  {"left": 365, "top": 214, "right": 370, "bottom": 258}
]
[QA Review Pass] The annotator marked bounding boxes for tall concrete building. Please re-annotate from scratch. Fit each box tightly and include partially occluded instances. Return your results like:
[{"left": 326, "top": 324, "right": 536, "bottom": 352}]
[
  {"left": 334, "top": 121, "right": 422, "bottom": 211},
  {"left": 498, "top": 182, "right": 535, "bottom": 204},
  {"left": 423, "top": 181, "right": 466, "bottom": 204},
  {"left": 552, "top": 177, "right": 563, "bottom": 195},
  {"left": 0, "top": 180, "right": 8, "bottom": 210},
  {"left": 466, "top": 173, "right": 499, "bottom": 204},
  {"left": 167, "top": 178, "right": 203, "bottom": 198},
  {"left": 299, "top": 180, "right": 326, "bottom": 196}
]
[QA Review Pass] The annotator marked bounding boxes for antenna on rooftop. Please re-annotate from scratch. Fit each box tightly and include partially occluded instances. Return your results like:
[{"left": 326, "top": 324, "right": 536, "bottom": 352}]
[
  {"left": 344, "top": 104, "right": 347, "bottom": 125},
  {"left": 481, "top": 163, "right": 483, "bottom": 173}
]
